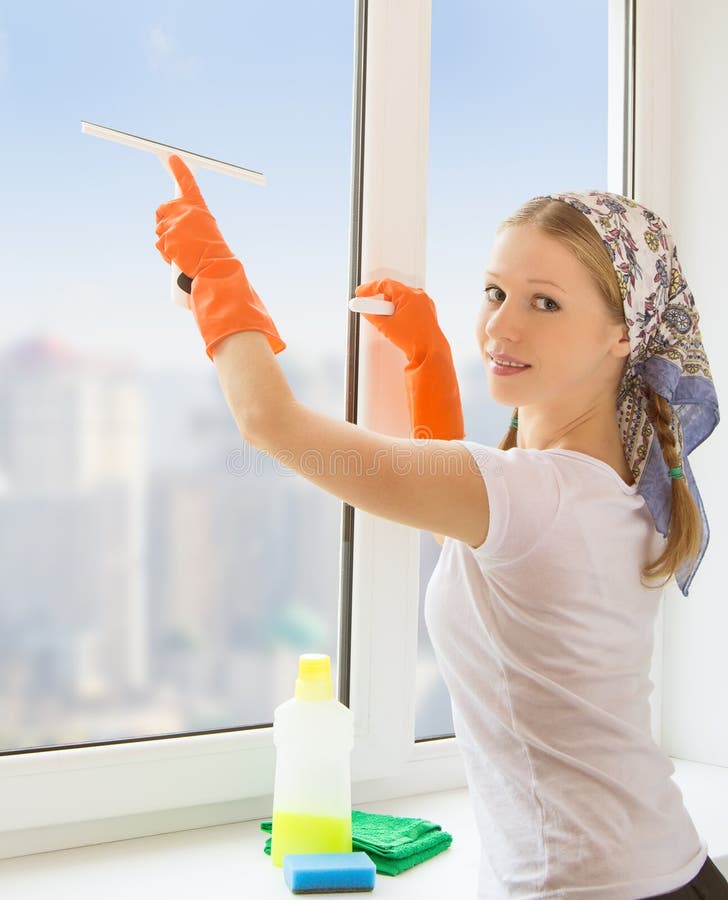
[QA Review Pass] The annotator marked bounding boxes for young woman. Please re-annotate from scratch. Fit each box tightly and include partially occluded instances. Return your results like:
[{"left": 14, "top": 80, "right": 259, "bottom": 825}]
[{"left": 155, "top": 156, "right": 723, "bottom": 899}]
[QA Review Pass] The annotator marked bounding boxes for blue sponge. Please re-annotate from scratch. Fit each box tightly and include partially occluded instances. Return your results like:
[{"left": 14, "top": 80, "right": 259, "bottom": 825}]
[{"left": 283, "top": 852, "right": 376, "bottom": 894}]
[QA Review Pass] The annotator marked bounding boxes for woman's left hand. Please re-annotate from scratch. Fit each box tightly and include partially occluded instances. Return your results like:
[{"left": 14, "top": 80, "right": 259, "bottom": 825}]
[{"left": 355, "top": 278, "right": 464, "bottom": 440}]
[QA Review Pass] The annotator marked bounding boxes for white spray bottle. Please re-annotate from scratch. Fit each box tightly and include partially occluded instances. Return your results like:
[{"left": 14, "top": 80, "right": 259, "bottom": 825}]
[{"left": 270, "top": 654, "right": 354, "bottom": 867}]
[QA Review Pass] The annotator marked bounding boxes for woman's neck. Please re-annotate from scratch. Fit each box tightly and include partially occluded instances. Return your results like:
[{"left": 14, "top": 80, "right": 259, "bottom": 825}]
[{"left": 515, "top": 402, "right": 634, "bottom": 485}]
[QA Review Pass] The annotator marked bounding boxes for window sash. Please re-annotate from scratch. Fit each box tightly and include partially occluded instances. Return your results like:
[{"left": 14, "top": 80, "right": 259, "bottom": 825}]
[{"left": 0, "top": 0, "right": 630, "bottom": 860}]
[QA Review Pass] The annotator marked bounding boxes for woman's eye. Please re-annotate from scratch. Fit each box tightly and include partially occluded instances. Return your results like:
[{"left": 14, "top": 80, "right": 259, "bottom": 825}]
[
  {"left": 484, "top": 286, "right": 505, "bottom": 303},
  {"left": 483, "top": 286, "right": 560, "bottom": 311},
  {"left": 535, "top": 296, "right": 560, "bottom": 312}
]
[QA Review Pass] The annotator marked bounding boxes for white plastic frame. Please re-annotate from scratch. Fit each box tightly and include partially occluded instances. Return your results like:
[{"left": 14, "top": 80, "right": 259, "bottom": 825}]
[
  {"left": 0, "top": 0, "right": 629, "bottom": 860},
  {"left": 347, "top": 0, "right": 638, "bottom": 804}
]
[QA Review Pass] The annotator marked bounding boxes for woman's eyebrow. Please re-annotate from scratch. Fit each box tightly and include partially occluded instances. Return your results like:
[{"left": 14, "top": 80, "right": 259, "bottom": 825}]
[{"left": 485, "top": 270, "right": 565, "bottom": 292}]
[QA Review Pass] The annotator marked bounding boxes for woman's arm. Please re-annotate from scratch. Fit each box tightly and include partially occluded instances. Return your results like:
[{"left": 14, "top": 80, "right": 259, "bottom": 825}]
[
  {"left": 212, "top": 331, "right": 489, "bottom": 549},
  {"left": 155, "top": 155, "right": 487, "bottom": 546}
]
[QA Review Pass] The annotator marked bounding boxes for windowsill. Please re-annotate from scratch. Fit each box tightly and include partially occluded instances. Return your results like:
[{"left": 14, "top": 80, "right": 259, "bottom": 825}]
[{"left": 0, "top": 759, "right": 725, "bottom": 899}]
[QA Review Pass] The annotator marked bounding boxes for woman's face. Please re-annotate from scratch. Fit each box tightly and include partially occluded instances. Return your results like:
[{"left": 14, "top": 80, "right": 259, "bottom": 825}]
[{"left": 475, "top": 224, "right": 630, "bottom": 411}]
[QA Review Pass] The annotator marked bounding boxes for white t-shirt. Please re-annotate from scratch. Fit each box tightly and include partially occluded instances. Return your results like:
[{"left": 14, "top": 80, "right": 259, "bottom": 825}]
[{"left": 425, "top": 442, "right": 707, "bottom": 899}]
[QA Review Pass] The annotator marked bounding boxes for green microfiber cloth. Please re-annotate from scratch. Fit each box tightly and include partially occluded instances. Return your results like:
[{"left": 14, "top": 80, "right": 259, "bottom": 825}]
[{"left": 261, "top": 809, "right": 453, "bottom": 876}]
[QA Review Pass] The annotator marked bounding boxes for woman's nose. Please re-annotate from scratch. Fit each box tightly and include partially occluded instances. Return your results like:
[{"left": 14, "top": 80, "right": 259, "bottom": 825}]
[{"left": 483, "top": 298, "right": 522, "bottom": 342}]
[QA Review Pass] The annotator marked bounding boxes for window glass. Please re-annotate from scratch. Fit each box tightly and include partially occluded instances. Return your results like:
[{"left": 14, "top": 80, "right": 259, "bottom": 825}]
[
  {"left": 0, "top": 1, "right": 354, "bottom": 751},
  {"left": 416, "top": 0, "right": 610, "bottom": 740}
]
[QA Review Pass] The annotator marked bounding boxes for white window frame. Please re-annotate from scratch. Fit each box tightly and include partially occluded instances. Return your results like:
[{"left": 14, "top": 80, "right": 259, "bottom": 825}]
[
  {"left": 350, "top": 0, "right": 640, "bottom": 802},
  {"left": 629, "top": 0, "right": 674, "bottom": 747},
  {"left": 0, "top": 0, "right": 628, "bottom": 860}
]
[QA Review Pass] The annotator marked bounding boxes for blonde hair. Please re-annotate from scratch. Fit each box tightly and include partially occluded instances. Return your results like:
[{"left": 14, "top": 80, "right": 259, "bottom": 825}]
[{"left": 494, "top": 197, "right": 702, "bottom": 591}]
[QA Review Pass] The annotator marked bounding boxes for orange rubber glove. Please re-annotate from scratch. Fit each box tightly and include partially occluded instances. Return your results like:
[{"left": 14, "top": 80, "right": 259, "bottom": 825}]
[
  {"left": 355, "top": 279, "right": 464, "bottom": 440},
  {"left": 155, "top": 155, "right": 286, "bottom": 360}
]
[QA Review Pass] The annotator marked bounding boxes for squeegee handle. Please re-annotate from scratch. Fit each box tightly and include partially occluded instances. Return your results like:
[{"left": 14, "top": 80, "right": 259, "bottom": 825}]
[{"left": 170, "top": 178, "right": 193, "bottom": 309}]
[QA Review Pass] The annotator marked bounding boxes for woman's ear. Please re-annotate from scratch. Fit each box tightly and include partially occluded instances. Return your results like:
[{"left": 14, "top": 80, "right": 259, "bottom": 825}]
[{"left": 611, "top": 325, "right": 631, "bottom": 358}]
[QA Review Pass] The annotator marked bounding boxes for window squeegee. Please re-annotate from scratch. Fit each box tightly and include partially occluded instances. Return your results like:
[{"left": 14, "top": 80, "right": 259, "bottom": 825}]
[
  {"left": 80, "top": 120, "right": 267, "bottom": 310},
  {"left": 81, "top": 120, "right": 394, "bottom": 317}
]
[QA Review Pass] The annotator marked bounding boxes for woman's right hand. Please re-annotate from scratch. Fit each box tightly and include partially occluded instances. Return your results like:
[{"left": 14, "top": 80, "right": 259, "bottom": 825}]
[{"left": 155, "top": 155, "right": 286, "bottom": 359}]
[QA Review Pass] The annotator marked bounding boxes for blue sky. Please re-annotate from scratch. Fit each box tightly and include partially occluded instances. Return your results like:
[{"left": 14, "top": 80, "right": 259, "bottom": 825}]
[
  {"left": 0, "top": 0, "right": 607, "bottom": 370},
  {"left": 427, "top": 1, "right": 608, "bottom": 358}
]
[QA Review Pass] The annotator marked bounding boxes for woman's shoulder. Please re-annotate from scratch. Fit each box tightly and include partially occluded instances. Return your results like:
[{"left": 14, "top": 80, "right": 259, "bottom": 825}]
[
  {"left": 539, "top": 448, "right": 637, "bottom": 493},
  {"left": 460, "top": 441, "right": 637, "bottom": 493}
]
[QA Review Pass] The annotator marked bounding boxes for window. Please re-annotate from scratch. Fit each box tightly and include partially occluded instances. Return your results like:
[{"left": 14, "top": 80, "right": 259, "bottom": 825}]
[
  {"left": 415, "top": 0, "right": 612, "bottom": 740},
  {"left": 0, "top": 2, "right": 365, "bottom": 856},
  {"left": 0, "top": 0, "right": 627, "bottom": 858},
  {"left": 0, "top": 1, "right": 354, "bottom": 753}
]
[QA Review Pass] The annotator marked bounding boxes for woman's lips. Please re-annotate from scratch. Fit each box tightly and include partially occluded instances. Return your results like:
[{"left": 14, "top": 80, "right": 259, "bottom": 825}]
[{"left": 488, "top": 353, "right": 531, "bottom": 376}]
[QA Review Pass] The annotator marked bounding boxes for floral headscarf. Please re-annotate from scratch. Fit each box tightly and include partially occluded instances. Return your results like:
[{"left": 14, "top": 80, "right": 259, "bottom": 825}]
[{"left": 541, "top": 191, "right": 719, "bottom": 596}]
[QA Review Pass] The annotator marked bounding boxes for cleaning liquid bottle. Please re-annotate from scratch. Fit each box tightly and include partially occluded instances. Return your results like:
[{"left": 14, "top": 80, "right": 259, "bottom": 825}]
[{"left": 270, "top": 654, "right": 354, "bottom": 867}]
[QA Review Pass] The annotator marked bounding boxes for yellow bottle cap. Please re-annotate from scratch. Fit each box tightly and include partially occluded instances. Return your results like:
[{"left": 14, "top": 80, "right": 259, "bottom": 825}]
[{"left": 295, "top": 654, "right": 333, "bottom": 701}]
